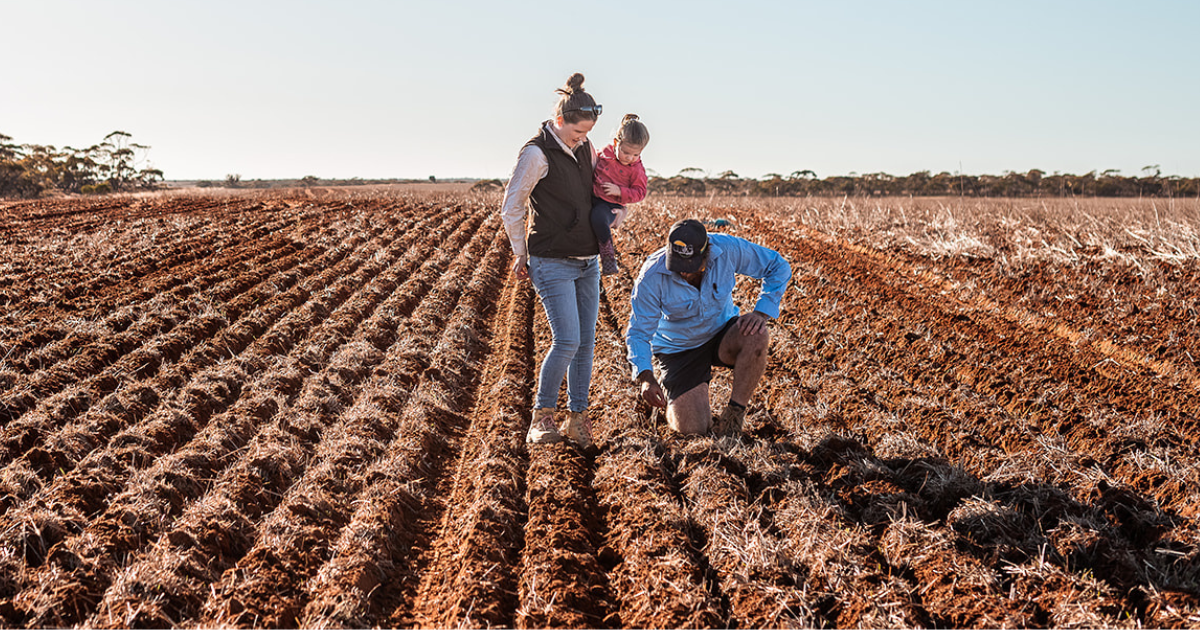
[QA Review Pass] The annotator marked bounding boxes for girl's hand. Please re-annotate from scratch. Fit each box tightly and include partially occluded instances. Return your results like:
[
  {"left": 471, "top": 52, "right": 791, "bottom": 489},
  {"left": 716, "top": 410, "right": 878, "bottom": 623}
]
[
  {"left": 602, "top": 183, "right": 621, "bottom": 198},
  {"left": 610, "top": 207, "right": 628, "bottom": 230},
  {"left": 513, "top": 255, "right": 529, "bottom": 279}
]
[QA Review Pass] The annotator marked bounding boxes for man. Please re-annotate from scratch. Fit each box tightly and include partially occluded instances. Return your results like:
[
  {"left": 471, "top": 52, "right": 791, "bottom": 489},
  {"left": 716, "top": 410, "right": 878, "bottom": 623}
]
[{"left": 626, "top": 218, "right": 792, "bottom": 436}]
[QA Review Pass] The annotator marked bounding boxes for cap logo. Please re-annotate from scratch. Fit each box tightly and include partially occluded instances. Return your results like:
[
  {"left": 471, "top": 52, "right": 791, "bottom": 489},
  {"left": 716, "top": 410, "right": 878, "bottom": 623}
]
[{"left": 672, "top": 240, "right": 694, "bottom": 258}]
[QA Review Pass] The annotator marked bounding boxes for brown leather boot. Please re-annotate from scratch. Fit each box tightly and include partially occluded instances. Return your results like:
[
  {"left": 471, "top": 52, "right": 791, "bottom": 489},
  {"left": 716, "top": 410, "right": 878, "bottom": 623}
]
[
  {"left": 713, "top": 403, "right": 746, "bottom": 437},
  {"left": 526, "top": 408, "right": 562, "bottom": 444},
  {"left": 560, "top": 410, "right": 594, "bottom": 449}
]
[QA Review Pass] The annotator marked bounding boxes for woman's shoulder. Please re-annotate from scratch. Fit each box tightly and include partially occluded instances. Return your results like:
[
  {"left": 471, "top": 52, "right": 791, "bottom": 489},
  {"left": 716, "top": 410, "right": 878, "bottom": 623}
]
[{"left": 517, "top": 142, "right": 547, "bottom": 162}]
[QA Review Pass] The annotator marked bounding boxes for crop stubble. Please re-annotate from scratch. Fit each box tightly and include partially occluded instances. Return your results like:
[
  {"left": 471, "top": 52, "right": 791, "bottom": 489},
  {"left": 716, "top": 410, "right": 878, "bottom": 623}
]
[{"left": 0, "top": 190, "right": 1196, "bottom": 628}]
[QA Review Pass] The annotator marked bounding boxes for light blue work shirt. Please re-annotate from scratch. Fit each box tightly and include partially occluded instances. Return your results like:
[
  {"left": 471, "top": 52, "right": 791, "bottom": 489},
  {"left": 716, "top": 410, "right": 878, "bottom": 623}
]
[{"left": 626, "top": 233, "right": 792, "bottom": 380}]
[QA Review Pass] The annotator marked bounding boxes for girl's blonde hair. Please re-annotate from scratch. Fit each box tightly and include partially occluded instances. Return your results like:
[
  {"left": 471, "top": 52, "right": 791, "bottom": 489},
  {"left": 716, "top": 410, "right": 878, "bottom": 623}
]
[
  {"left": 554, "top": 73, "right": 600, "bottom": 124},
  {"left": 616, "top": 113, "right": 649, "bottom": 147}
]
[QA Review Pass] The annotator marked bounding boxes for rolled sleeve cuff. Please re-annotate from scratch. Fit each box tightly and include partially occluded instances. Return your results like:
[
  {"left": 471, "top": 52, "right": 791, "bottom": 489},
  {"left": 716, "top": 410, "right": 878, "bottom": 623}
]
[
  {"left": 753, "top": 297, "right": 782, "bottom": 320},
  {"left": 630, "top": 357, "right": 653, "bottom": 381}
]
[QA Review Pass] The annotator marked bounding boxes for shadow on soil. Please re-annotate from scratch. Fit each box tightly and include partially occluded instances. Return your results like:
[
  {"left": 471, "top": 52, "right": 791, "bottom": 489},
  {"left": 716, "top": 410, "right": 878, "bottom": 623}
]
[
  {"left": 770, "top": 418, "right": 1196, "bottom": 625},
  {"left": 627, "top": 407, "right": 1198, "bottom": 627}
]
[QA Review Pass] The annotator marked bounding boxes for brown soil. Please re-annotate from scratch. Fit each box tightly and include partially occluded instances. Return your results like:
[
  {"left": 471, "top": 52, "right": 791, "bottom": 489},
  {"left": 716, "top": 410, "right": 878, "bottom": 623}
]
[{"left": 0, "top": 190, "right": 1197, "bottom": 629}]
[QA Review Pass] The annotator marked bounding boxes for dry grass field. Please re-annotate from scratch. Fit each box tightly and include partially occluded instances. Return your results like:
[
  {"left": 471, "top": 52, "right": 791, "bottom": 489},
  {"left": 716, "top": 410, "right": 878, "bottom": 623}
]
[{"left": 0, "top": 188, "right": 1197, "bottom": 628}]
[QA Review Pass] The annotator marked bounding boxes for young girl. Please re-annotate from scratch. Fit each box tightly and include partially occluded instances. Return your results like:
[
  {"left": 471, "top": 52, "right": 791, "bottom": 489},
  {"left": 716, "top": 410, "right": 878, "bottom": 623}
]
[{"left": 591, "top": 114, "right": 649, "bottom": 274}]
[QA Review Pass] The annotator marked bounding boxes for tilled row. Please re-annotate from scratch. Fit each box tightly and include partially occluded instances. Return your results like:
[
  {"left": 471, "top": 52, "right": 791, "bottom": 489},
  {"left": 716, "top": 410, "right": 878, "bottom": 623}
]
[
  {"left": 908, "top": 250, "right": 1200, "bottom": 374},
  {"left": 743, "top": 210, "right": 1199, "bottom": 625},
  {"left": 408, "top": 275, "right": 533, "bottom": 628},
  {"left": 82, "top": 204, "right": 487, "bottom": 629},
  {"left": 0, "top": 200, "right": 340, "bottom": 415},
  {"left": 819, "top": 224, "right": 1200, "bottom": 412},
  {"left": 0, "top": 208, "right": 384, "bottom": 509},
  {"left": 752, "top": 211, "right": 1200, "bottom": 513},
  {"left": 0, "top": 194, "right": 219, "bottom": 235},
  {"left": 0, "top": 223, "right": 304, "bottom": 378},
  {"left": 0, "top": 200, "right": 481, "bottom": 627},
  {"left": 299, "top": 223, "right": 510, "bottom": 628},
  {"left": 590, "top": 202, "right": 1197, "bottom": 627},
  {"left": 0, "top": 214, "right": 413, "bottom": 627},
  {"left": 202, "top": 216, "right": 503, "bottom": 628},
  {"left": 2, "top": 194, "right": 1196, "bottom": 628},
  {"left": 2, "top": 198, "right": 300, "bottom": 317}
]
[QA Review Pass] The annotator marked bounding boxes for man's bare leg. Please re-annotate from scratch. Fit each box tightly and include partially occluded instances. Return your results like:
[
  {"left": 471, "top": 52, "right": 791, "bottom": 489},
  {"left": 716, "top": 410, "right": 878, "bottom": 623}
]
[
  {"left": 666, "top": 383, "right": 711, "bottom": 435},
  {"left": 718, "top": 317, "right": 769, "bottom": 406}
]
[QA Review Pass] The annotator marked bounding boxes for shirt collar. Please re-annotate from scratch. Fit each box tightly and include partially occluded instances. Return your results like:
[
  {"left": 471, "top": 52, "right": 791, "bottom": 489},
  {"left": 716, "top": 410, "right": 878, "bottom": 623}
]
[{"left": 543, "top": 121, "right": 580, "bottom": 159}]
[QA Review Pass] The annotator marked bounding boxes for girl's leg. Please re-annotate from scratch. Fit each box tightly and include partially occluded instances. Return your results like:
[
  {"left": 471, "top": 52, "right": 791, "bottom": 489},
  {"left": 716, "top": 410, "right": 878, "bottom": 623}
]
[
  {"left": 591, "top": 198, "right": 622, "bottom": 275},
  {"left": 590, "top": 198, "right": 616, "bottom": 244},
  {"left": 566, "top": 257, "right": 601, "bottom": 412},
  {"left": 529, "top": 257, "right": 582, "bottom": 411}
]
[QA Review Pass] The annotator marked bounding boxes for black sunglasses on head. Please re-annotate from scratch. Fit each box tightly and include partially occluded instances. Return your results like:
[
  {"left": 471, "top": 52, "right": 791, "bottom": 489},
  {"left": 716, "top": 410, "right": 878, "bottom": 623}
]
[{"left": 564, "top": 104, "right": 602, "bottom": 116}]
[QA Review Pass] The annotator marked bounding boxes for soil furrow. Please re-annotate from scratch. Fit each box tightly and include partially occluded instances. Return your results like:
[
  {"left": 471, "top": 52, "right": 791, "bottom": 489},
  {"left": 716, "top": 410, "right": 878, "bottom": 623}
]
[
  {"left": 297, "top": 222, "right": 513, "bottom": 628},
  {"left": 0, "top": 216, "right": 383, "bottom": 575},
  {"left": 50, "top": 204, "right": 462, "bottom": 629},
  {"left": 80, "top": 206, "right": 491, "bottom": 628},
  {"left": 408, "top": 273, "right": 533, "bottom": 628},
  {"left": 760, "top": 217, "right": 1200, "bottom": 512},
  {"left": 0, "top": 215, "right": 356, "bottom": 506}
]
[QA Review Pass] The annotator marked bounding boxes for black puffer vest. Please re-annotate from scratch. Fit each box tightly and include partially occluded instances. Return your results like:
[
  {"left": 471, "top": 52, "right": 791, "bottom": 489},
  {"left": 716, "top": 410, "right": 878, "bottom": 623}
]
[{"left": 525, "top": 123, "right": 597, "bottom": 258}]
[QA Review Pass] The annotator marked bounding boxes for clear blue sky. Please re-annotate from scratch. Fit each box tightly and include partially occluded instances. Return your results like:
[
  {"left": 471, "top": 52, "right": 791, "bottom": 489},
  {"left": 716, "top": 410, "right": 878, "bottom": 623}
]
[{"left": 4, "top": 0, "right": 1198, "bottom": 180}]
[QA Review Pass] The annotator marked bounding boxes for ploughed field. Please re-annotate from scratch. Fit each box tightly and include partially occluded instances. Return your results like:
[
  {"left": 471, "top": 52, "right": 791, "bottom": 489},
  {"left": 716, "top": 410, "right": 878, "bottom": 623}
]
[{"left": 0, "top": 189, "right": 1197, "bottom": 628}]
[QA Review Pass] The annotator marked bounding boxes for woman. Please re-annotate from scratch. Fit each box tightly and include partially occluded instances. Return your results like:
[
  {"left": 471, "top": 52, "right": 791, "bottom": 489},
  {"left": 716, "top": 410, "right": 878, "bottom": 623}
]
[{"left": 500, "top": 72, "right": 602, "bottom": 449}]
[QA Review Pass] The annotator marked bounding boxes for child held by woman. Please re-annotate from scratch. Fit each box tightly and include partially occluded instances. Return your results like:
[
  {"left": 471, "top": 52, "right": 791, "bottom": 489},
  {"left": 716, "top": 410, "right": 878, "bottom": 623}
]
[{"left": 591, "top": 114, "right": 649, "bottom": 274}]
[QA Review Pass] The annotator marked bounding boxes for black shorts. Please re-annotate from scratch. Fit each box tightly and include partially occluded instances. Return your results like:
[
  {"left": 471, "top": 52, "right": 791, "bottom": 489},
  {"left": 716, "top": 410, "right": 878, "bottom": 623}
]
[{"left": 652, "top": 317, "right": 738, "bottom": 401}]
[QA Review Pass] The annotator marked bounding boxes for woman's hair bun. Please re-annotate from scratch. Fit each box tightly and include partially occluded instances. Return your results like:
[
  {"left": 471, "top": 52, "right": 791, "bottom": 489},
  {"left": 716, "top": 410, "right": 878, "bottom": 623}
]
[
  {"left": 621, "top": 113, "right": 640, "bottom": 125},
  {"left": 557, "top": 72, "right": 586, "bottom": 95}
]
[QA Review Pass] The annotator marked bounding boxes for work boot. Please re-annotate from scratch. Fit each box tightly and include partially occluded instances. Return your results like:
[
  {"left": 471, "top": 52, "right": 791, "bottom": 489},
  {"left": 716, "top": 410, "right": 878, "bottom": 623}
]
[
  {"left": 526, "top": 408, "right": 562, "bottom": 444},
  {"left": 560, "top": 410, "right": 594, "bottom": 449},
  {"left": 598, "top": 240, "right": 620, "bottom": 275},
  {"left": 712, "top": 403, "right": 746, "bottom": 437}
]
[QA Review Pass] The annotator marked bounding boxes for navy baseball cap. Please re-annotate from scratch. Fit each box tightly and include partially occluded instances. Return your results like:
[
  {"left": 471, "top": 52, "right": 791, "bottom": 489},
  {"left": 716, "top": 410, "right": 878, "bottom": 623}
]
[{"left": 665, "top": 219, "right": 708, "bottom": 273}]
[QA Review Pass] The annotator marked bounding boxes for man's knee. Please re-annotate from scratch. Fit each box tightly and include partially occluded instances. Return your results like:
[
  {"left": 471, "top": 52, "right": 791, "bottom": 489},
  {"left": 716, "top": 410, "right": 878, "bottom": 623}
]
[
  {"left": 666, "top": 383, "right": 711, "bottom": 434},
  {"left": 743, "top": 326, "right": 769, "bottom": 354},
  {"left": 668, "top": 409, "right": 711, "bottom": 435},
  {"left": 723, "top": 323, "right": 769, "bottom": 364}
]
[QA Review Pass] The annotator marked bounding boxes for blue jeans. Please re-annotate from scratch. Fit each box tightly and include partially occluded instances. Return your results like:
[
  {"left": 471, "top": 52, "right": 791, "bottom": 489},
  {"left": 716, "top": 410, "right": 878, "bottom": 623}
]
[{"left": 529, "top": 255, "right": 601, "bottom": 412}]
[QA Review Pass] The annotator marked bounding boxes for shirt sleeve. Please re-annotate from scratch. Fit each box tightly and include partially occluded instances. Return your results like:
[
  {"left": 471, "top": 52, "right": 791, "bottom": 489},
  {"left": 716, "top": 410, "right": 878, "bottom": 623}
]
[
  {"left": 499, "top": 145, "right": 548, "bottom": 258},
  {"left": 625, "top": 272, "right": 662, "bottom": 380},
  {"left": 731, "top": 238, "right": 792, "bottom": 319},
  {"left": 621, "top": 162, "right": 649, "bottom": 204}
]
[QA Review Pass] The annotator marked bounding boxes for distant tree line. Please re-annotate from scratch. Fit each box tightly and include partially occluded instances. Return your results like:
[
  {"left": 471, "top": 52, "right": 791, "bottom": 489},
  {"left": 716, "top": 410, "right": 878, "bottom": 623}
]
[
  {"left": 0, "top": 131, "right": 164, "bottom": 199},
  {"left": 649, "top": 166, "right": 1200, "bottom": 198},
  {"left": 196, "top": 175, "right": 456, "bottom": 189}
]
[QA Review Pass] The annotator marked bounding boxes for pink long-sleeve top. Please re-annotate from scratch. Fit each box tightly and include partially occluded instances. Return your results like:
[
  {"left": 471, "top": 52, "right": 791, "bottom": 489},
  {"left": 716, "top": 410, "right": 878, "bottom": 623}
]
[{"left": 592, "top": 143, "right": 648, "bottom": 206}]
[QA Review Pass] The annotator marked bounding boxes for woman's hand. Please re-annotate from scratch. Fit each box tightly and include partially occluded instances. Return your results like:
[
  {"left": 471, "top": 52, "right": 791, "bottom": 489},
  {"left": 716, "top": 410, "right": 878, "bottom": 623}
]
[
  {"left": 513, "top": 255, "right": 529, "bottom": 279},
  {"left": 602, "top": 183, "right": 621, "bottom": 198}
]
